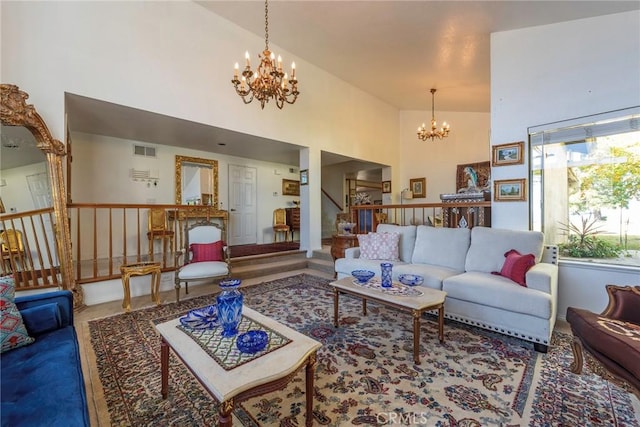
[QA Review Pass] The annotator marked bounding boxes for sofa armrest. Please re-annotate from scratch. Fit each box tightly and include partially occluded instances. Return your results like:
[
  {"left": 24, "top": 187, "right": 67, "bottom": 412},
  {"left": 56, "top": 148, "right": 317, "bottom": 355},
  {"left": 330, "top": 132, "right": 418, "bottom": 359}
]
[
  {"left": 344, "top": 247, "right": 360, "bottom": 259},
  {"left": 526, "top": 262, "right": 558, "bottom": 295},
  {"left": 15, "top": 290, "right": 74, "bottom": 327}
]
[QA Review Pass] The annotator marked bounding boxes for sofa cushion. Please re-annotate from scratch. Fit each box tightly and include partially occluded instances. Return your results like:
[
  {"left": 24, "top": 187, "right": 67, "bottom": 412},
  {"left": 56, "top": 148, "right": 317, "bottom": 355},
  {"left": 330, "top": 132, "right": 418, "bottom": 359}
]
[
  {"left": 190, "top": 241, "right": 224, "bottom": 262},
  {"left": 358, "top": 232, "right": 400, "bottom": 261},
  {"left": 493, "top": 249, "right": 536, "bottom": 287},
  {"left": 377, "top": 224, "right": 417, "bottom": 262},
  {"left": 566, "top": 307, "right": 640, "bottom": 389},
  {"left": 20, "top": 302, "right": 63, "bottom": 337},
  {"left": 411, "top": 226, "right": 470, "bottom": 271},
  {"left": 0, "top": 276, "right": 34, "bottom": 354},
  {"left": 0, "top": 326, "right": 90, "bottom": 426},
  {"left": 394, "top": 263, "right": 461, "bottom": 290},
  {"left": 465, "top": 227, "right": 544, "bottom": 273},
  {"left": 443, "top": 272, "right": 552, "bottom": 319}
]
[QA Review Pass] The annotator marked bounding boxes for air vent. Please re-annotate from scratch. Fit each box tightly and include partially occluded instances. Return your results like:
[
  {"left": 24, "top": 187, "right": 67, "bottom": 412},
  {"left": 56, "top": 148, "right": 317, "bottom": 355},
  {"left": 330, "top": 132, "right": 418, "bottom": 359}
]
[
  {"left": 289, "top": 167, "right": 297, "bottom": 173},
  {"left": 133, "top": 145, "right": 156, "bottom": 157}
]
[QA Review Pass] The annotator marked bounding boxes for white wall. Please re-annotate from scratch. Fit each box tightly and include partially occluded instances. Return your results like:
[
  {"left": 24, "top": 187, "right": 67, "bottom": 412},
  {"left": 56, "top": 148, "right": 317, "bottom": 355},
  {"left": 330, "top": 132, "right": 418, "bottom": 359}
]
[
  {"left": 491, "top": 11, "right": 640, "bottom": 316},
  {"left": 1, "top": 1, "right": 400, "bottom": 252},
  {"left": 399, "top": 110, "right": 491, "bottom": 203},
  {"left": 71, "top": 132, "right": 303, "bottom": 248}
]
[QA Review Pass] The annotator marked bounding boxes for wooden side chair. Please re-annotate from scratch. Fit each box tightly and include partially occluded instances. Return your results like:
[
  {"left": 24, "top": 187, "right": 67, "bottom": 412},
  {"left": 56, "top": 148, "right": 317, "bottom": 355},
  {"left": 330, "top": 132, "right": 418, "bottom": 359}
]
[
  {"left": 147, "top": 208, "right": 175, "bottom": 262},
  {"left": 272, "top": 208, "right": 290, "bottom": 242},
  {"left": 1, "top": 229, "right": 25, "bottom": 272},
  {"left": 174, "top": 220, "right": 230, "bottom": 302}
]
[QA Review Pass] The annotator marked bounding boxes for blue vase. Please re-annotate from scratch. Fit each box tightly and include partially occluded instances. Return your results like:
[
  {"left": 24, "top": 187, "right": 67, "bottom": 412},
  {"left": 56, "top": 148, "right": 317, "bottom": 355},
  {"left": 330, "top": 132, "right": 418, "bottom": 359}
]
[
  {"left": 380, "top": 263, "right": 393, "bottom": 288},
  {"left": 216, "top": 279, "right": 243, "bottom": 337}
]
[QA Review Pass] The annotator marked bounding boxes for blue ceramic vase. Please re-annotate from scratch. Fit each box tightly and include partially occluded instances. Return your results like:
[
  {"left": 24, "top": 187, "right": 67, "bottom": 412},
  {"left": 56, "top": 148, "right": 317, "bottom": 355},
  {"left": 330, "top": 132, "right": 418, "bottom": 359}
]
[
  {"left": 216, "top": 279, "right": 243, "bottom": 337},
  {"left": 380, "top": 262, "right": 393, "bottom": 288}
]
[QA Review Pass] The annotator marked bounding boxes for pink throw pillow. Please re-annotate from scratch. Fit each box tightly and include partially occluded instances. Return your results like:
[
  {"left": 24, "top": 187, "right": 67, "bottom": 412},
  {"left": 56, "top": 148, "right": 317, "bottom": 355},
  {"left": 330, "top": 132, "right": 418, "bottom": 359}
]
[
  {"left": 493, "top": 249, "right": 536, "bottom": 287},
  {"left": 190, "top": 241, "right": 224, "bottom": 262},
  {"left": 358, "top": 232, "right": 400, "bottom": 261}
]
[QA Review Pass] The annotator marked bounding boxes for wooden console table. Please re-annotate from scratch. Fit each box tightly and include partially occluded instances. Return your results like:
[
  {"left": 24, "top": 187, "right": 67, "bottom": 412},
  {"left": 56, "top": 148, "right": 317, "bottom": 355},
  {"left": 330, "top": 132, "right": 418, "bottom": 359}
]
[{"left": 331, "top": 234, "right": 359, "bottom": 262}]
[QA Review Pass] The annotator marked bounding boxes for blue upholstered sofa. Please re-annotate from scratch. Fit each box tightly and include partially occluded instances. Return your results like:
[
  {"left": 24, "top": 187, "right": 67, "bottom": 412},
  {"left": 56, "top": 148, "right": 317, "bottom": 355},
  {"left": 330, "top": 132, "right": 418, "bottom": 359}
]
[{"left": 1, "top": 290, "right": 90, "bottom": 426}]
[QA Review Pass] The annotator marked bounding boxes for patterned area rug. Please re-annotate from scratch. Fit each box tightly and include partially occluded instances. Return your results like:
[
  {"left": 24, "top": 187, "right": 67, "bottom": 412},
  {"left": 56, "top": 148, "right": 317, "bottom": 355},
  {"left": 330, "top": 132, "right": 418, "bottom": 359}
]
[
  {"left": 88, "top": 274, "right": 639, "bottom": 426},
  {"left": 229, "top": 242, "right": 300, "bottom": 258}
]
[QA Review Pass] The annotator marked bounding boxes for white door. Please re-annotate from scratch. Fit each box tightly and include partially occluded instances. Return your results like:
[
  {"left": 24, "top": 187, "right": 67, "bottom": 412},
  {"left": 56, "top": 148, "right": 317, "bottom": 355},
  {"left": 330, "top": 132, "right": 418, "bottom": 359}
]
[{"left": 228, "top": 165, "right": 257, "bottom": 245}]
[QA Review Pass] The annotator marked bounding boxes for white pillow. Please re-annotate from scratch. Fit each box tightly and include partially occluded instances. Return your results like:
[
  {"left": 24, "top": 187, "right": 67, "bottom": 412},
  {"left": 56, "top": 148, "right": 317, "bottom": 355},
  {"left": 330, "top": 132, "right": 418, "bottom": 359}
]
[{"left": 358, "top": 232, "right": 400, "bottom": 261}]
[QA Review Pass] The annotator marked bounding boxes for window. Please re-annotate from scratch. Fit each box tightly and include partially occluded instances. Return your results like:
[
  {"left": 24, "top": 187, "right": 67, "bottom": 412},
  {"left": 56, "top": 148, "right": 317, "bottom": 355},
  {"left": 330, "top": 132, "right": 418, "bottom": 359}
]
[{"left": 529, "top": 107, "right": 640, "bottom": 267}]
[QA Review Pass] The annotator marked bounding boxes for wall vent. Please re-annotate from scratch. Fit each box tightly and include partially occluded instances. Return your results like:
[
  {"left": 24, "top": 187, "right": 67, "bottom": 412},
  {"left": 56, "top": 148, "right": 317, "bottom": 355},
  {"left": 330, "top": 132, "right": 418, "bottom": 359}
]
[
  {"left": 133, "top": 145, "right": 156, "bottom": 157},
  {"left": 289, "top": 167, "right": 297, "bottom": 173}
]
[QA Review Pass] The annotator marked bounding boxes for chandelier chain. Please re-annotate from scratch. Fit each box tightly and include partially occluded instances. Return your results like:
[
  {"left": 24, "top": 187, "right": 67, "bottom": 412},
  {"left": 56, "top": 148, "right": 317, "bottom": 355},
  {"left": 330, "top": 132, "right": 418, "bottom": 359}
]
[{"left": 264, "top": 0, "right": 269, "bottom": 51}]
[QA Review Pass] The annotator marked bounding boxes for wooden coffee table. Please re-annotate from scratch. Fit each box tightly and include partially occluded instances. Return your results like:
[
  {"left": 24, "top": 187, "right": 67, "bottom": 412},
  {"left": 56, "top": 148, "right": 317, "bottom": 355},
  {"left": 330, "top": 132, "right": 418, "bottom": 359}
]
[
  {"left": 156, "top": 306, "right": 321, "bottom": 426},
  {"left": 330, "top": 276, "right": 446, "bottom": 364}
]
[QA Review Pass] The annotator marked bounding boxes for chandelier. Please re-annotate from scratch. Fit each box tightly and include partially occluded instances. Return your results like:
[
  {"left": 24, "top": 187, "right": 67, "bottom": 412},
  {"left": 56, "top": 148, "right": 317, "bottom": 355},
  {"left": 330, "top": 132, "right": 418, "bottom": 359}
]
[
  {"left": 417, "top": 88, "right": 450, "bottom": 141},
  {"left": 231, "top": 0, "right": 299, "bottom": 109}
]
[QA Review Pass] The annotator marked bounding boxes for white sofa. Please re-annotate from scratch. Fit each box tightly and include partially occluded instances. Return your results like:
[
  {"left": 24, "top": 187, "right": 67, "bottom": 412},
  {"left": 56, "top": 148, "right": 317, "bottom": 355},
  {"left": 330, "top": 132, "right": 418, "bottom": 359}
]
[{"left": 334, "top": 224, "right": 558, "bottom": 351}]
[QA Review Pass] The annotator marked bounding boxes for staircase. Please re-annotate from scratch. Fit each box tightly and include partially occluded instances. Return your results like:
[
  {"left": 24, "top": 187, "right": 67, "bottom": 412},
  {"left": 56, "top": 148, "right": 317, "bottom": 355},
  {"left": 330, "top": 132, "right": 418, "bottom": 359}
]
[{"left": 229, "top": 246, "right": 335, "bottom": 279}]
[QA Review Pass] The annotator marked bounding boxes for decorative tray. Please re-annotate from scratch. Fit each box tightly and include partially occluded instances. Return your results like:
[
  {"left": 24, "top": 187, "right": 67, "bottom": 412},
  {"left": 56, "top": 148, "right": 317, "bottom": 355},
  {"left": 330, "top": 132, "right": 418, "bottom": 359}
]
[{"left": 352, "top": 277, "right": 423, "bottom": 297}]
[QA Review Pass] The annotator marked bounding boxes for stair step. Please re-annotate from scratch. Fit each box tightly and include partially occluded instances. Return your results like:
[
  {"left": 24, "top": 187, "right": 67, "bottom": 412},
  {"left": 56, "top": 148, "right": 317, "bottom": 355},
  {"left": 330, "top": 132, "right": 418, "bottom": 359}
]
[
  {"left": 311, "top": 249, "right": 333, "bottom": 262},
  {"left": 232, "top": 257, "right": 309, "bottom": 279},
  {"left": 307, "top": 258, "right": 335, "bottom": 275}
]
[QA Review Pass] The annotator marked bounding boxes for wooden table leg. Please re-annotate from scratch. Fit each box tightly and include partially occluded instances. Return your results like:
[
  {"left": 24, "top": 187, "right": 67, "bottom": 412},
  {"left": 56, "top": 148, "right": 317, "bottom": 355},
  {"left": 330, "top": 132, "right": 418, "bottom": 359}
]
[
  {"left": 362, "top": 298, "right": 367, "bottom": 316},
  {"left": 151, "top": 270, "right": 161, "bottom": 306},
  {"left": 218, "top": 400, "right": 234, "bottom": 427},
  {"left": 438, "top": 305, "right": 444, "bottom": 343},
  {"left": 333, "top": 288, "right": 339, "bottom": 327},
  {"left": 413, "top": 310, "right": 421, "bottom": 365},
  {"left": 161, "top": 337, "right": 169, "bottom": 399},
  {"left": 305, "top": 351, "right": 317, "bottom": 427}
]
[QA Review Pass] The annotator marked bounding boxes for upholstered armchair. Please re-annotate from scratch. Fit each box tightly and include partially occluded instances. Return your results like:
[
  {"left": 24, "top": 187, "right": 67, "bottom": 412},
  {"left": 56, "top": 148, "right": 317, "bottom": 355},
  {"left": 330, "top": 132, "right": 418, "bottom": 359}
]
[
  {"left": 174, "top": 220, "right": 230, "bottom": 303},
  {"left": 566, "top": 284, "right": 640, "bottom": 397}
]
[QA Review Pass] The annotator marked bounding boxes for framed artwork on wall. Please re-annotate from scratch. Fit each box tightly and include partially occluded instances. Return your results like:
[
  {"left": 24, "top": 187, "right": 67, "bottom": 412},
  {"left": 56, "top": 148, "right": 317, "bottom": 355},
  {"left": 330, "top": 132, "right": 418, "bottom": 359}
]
[
  {"left": 282, "top": 179, "right": 300, "bottom": 196},
  {"left": 492, "top": 141, "right": 524, "bottom": 166},
  {"left": 410, "top": 177, "right": 426, "bottom": 198},
  {"left": 382, "top": 180, "right": 391, "bottom": 193},
  {"left": 300, "top": 169, "right": 309, "bottom": 185},
  {"left": 494, "top": 178, "right": 526, "bottom": 201}
]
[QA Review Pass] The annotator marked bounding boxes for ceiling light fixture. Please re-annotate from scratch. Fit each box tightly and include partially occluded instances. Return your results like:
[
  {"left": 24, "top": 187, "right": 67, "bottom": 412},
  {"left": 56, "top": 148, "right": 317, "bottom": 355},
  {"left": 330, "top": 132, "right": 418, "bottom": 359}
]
[
  {"left": 417, "top": 88, "right": 450, "bottom": 141},
  {"left": 231, "top": 0, "right": 299, "bottom": 109}
]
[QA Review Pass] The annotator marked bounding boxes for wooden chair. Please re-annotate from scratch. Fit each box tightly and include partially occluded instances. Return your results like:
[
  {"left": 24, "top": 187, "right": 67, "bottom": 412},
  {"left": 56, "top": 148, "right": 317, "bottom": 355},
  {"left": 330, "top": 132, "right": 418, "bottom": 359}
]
[
  {"left": 174, "top": 220, "right": 230, "bottom": 303},
  {"left": 272, "top": 208, "right": 290, "bottom": 242},
  {"left": 147, "top": 208, "right": 175, "bottom": 262},
  {"left": 1, "top": 229, "right": 25, "bottom": 272}
]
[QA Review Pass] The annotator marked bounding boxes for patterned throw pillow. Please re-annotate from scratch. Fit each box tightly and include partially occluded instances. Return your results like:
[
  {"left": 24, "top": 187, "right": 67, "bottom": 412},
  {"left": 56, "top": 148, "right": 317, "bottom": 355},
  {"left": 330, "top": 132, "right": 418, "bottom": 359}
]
[
  {"left": 1, "top": 275, "right": 35, "bottom": 353},
  {"left": 190, "top": 241, "right": 224, "bottom": 262},
  {"left": 358, "top": 232, "right": 400, "bottom": 261},
  {"left": 492, "top": 249, "right": 536, "bottom": 287}
]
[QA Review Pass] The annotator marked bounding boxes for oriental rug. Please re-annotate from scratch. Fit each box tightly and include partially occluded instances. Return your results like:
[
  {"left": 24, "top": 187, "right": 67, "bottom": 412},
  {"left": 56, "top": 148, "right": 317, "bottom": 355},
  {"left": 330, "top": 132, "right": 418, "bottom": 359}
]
[
  {"left": 229, "top": 242, "right": 300, "bottom": 258},
  {"left": 88, "top": 274, "right": 639, "bottom": 426}
]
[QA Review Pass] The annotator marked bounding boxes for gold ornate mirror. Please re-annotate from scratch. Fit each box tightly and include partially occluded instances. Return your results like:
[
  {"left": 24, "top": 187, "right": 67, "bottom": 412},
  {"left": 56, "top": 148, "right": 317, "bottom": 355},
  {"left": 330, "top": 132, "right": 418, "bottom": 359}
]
[
  {"left": 0, "top": 84, "right": 80, "bottom": 306},
  {"left": 175, "top": 155, "right": 219, "bottom": 208}
]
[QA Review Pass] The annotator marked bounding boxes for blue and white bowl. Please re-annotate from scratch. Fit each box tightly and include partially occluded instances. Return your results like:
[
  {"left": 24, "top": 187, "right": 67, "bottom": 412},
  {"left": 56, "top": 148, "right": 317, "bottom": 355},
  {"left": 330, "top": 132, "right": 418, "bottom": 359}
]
[
  {"left": 351, "top": 270, "right": 375, "bottom": 283},
  {"left": 398, "top": 274, "right": 424, "bottom": 287},
  {"left": 179, "top": 305, "right": 219, "bottom": 329},
  {"left": 236, "top": 330, "right": 269, "bottom": 354}
]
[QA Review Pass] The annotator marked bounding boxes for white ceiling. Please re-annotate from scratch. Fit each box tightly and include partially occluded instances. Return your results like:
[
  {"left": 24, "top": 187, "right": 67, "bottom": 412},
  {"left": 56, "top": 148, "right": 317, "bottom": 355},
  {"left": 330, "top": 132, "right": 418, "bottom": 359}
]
[{"left": 62, "top": 1, "right": 639, "bottom": 168}]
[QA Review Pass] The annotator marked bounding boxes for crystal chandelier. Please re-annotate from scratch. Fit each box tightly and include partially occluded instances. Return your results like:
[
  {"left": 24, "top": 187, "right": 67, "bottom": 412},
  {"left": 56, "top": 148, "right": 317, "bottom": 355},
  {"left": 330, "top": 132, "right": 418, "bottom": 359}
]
[
  {"left": 417, "top": 88, "right": 450, "bottom": 141},
  {"left": 231, "top": 0, "right": 299, "bottom": 109}
]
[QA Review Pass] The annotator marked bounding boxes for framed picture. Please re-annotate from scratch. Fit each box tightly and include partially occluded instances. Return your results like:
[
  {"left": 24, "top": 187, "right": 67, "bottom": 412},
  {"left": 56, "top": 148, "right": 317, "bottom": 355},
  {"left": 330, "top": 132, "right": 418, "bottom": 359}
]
[
  {"left": 492, "top": 141, "right": 524, "bottom": 166},
  {"left": 282, "top": 179, "right": 300, "bottom": 196},
  {"left": 382, "top": 180, "right": 391, "bottom": 193},
  {"left": 494, "top": 178, "right": 526, "bottom": 201},
  {"left": 456, "top": 161, "right": 490, "bottom": 192},
  {"left": 410, "top": 177, "right": 426, "bottom": 198},
  {"left": 300, "top": 169, "right": 309, "bottom": 186}
]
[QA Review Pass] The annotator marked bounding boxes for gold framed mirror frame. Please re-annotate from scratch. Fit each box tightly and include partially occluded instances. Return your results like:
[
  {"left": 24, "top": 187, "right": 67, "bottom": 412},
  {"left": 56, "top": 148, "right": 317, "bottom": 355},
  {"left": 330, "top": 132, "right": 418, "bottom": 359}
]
[
  {"left": 175, "top": 155, "right": 219, "bottom": 208},
  {"left": 1, "top": 84, "right": 80, "bottom": 306}
]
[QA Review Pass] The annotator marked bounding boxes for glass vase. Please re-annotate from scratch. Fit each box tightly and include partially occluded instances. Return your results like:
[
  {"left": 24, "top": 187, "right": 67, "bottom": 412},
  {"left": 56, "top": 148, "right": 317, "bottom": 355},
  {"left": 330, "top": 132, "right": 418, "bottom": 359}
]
[
  {"left": 216, "top": 279, "right": 243, "bottom": 337},
  {"left": 380, "top": 262, "right": 393, "bottom": 288}
]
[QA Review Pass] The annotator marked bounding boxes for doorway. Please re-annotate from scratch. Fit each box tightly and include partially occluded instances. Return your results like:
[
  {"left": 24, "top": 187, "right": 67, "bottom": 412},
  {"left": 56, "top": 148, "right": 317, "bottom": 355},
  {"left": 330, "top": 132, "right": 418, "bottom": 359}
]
[{"left": 228, "top": 165, "right": 257, "bottom": 245}]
